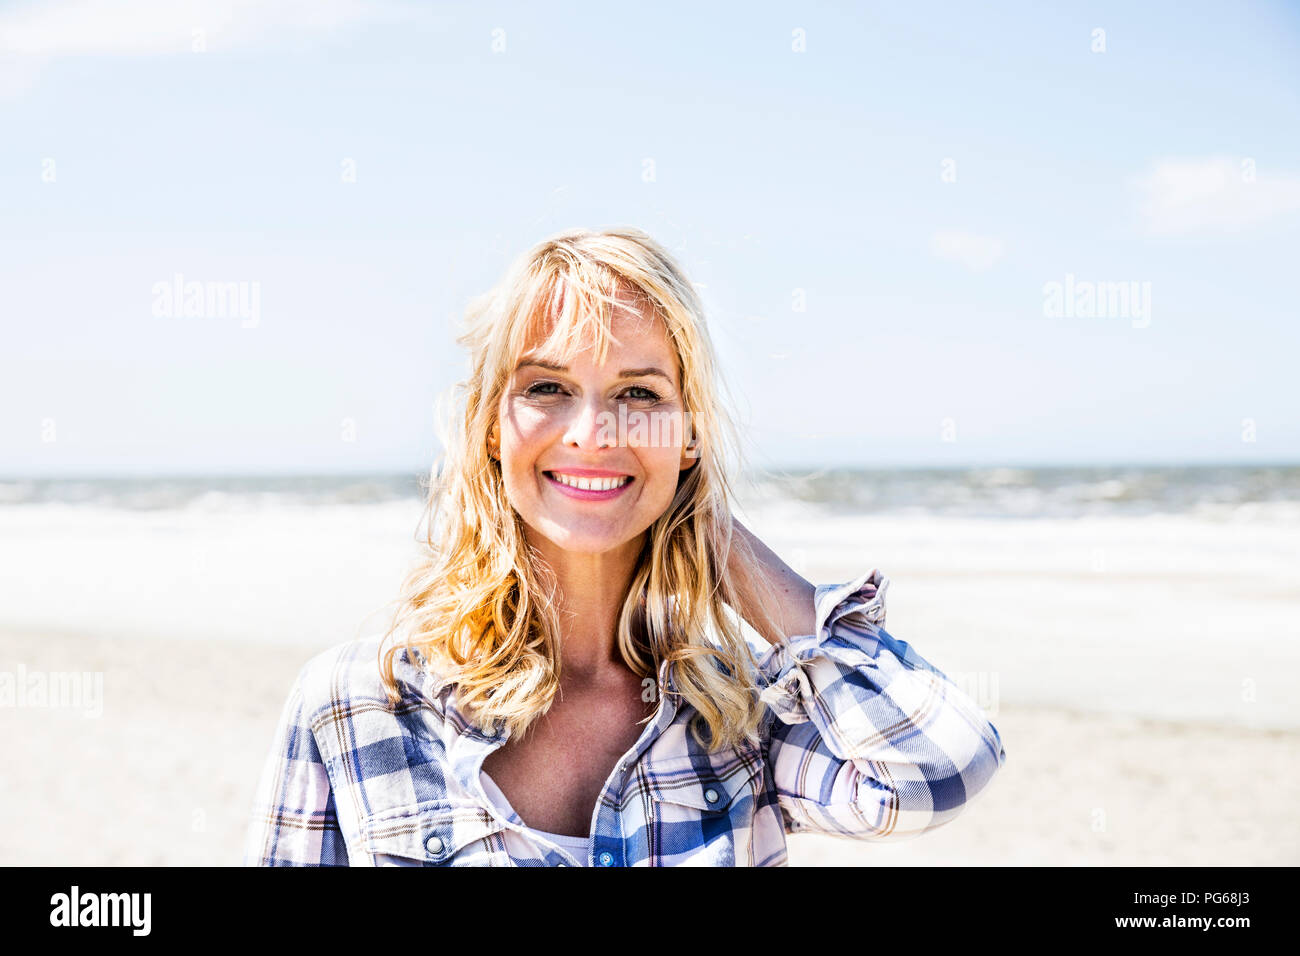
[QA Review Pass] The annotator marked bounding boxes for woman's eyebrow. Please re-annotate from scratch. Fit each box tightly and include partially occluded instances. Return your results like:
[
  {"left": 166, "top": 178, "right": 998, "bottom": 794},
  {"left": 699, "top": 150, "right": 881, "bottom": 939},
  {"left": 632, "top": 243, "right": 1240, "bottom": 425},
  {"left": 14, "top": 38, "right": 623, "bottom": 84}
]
[{"left": 515, "top": 360, "right": 673, "bottom": 382}]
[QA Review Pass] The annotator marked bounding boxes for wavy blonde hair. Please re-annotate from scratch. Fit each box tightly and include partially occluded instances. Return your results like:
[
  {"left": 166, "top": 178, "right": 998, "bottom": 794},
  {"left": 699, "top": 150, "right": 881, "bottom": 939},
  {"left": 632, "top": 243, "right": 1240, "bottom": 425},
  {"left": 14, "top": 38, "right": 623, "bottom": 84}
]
[{"left": 378, "top": 226, "right": 791, "bottom": 753}]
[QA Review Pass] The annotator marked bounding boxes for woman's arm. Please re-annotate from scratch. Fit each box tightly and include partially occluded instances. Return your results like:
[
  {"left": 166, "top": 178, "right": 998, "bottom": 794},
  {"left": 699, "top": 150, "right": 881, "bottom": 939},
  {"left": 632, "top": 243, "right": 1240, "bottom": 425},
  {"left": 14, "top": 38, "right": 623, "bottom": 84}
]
[
  {"left": 725, "top": 517, "right": 816, "bottom": 645},
  {"left": 727, "top": 515, "right": 1007, "bottom": 841}
]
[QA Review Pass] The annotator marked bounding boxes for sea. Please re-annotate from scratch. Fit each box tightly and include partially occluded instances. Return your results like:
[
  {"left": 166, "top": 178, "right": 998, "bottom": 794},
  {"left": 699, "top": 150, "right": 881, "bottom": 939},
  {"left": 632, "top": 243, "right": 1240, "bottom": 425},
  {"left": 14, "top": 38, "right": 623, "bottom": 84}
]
[{"left": 1, "top": 463, "right": 1297, "bottom": 522}]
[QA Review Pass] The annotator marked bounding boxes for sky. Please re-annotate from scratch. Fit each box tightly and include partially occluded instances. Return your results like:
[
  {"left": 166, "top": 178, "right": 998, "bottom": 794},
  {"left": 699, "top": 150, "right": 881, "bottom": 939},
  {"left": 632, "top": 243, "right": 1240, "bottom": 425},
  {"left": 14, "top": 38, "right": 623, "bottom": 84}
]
[{"left": 2, "top": 0, "right": 1298, "bottom": 476}]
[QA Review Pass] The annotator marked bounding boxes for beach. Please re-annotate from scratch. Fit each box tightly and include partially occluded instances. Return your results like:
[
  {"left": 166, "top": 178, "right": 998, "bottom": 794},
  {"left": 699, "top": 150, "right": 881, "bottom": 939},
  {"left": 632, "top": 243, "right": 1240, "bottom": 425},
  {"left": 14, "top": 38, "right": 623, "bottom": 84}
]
[{"left": 2, "top": 483, "right": 1297, "bottom": 865}]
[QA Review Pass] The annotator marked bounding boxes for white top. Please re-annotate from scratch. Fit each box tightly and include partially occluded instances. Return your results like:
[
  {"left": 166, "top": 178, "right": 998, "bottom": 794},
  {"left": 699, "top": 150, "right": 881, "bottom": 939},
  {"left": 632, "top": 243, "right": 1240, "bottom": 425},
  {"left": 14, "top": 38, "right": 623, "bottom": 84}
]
[{"left": 479, "top": 770, "right": 591, "bottom": 865}]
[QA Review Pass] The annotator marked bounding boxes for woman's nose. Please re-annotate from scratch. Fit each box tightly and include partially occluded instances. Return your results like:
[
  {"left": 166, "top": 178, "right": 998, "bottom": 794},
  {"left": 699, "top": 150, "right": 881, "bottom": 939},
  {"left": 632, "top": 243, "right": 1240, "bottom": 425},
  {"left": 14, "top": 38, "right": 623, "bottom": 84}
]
[{"left": 562, "top": 395, "right": 614, "bottom": 450}]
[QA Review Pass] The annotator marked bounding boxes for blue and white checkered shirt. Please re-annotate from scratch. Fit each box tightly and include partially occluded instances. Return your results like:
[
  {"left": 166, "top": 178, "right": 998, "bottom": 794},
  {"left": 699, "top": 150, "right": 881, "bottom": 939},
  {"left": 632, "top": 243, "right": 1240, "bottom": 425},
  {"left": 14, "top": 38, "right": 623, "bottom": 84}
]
[{"left": 242, "top": 568, "right": 1007, "bottom": 866}]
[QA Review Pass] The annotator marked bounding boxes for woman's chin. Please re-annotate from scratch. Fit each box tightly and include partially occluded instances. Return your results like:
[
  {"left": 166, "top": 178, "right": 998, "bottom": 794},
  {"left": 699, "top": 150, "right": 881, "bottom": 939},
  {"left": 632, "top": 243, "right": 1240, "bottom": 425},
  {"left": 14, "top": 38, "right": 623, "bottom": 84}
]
[
  {"left": 527, "top": 519, "right": 642, "bottom": 557},
  {"left": 547, "top": 533, "right": 626, "bottom": 555}
]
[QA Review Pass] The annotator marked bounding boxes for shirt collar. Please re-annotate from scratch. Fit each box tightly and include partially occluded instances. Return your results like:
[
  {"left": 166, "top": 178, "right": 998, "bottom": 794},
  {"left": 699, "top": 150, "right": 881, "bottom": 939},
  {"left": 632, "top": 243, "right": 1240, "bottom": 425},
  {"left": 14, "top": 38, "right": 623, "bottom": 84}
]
[{"left": 420, "top": 651, "right": 682, "bottom": 791}]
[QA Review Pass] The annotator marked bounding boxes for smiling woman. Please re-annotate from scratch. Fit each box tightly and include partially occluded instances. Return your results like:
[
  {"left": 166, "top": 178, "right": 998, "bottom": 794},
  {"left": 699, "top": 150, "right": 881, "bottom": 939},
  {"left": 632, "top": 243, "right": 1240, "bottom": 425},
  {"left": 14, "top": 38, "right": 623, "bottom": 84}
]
[
  {"left": 242, "top": 226, "right": 1006, "bottom": 867},
  {"left": 489, "top": 283, "right": 702, "bottom": 573}
]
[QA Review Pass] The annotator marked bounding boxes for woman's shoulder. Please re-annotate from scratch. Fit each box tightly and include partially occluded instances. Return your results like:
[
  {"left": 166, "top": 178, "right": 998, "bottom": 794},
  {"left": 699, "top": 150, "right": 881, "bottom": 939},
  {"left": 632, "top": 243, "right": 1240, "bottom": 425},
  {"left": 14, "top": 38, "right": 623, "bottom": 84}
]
[
  {"left": 289, "top": 632, "right": 447, "bottom": 720},
  {"left": 275, "top": 635, "right": 465, "bottom": 820}
]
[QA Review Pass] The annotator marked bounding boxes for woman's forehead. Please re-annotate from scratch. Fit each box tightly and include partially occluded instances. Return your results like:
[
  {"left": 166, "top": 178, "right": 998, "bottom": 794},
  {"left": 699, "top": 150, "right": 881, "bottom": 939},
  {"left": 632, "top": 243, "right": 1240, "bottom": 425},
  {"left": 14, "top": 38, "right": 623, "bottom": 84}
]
[{"left": 518, "top": 289, "right": 675, "bottom": 367}]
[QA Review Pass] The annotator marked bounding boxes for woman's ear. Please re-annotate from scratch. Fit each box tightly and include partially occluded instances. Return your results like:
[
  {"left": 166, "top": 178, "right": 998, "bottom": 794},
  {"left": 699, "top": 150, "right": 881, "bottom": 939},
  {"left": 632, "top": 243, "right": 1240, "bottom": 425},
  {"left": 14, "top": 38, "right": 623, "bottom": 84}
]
[
  {"left": 679, "top": 437, "right": 701, "bottom": 471},
  {"left": 488, "top": 422, "right": 500, "bottom": 460}
]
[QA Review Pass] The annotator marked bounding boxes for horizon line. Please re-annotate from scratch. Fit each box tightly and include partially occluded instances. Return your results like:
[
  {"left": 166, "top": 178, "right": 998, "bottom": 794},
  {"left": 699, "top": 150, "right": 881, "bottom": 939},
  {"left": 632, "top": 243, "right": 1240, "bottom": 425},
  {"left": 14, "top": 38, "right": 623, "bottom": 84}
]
[{"left": 4, "top": 457, "right": 1299, "bottom": 482}]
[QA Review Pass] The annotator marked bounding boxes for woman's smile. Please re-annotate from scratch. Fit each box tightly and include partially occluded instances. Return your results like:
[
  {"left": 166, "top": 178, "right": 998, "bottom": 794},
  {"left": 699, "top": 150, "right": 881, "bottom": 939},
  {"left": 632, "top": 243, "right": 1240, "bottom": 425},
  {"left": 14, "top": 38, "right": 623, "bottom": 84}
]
[{"left": 543, "top": 469, "right": 636, "bottom": 500}]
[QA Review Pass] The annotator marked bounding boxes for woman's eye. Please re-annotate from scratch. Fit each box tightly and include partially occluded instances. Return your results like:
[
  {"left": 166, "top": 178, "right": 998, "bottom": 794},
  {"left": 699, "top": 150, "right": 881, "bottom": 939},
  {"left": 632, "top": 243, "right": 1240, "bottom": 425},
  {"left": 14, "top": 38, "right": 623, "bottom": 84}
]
[{"left": 524, "top": 382, "right": 660, "bottom": 402}]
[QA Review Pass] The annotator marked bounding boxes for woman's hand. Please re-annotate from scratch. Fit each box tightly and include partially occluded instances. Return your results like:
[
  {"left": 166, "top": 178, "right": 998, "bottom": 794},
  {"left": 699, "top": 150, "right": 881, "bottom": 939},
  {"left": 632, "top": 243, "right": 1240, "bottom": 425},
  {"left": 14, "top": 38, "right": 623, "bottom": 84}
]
[{"left": 725, "top": 515, "right": 817, "bottom": 646}]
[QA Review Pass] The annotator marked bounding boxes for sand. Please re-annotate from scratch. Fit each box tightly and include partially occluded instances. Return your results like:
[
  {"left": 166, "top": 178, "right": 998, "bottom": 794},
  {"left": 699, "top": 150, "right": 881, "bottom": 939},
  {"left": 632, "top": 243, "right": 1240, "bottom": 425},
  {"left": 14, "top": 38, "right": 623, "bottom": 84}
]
[{"left": 2, "top": 502, "right": 1297, "bottom": 865}]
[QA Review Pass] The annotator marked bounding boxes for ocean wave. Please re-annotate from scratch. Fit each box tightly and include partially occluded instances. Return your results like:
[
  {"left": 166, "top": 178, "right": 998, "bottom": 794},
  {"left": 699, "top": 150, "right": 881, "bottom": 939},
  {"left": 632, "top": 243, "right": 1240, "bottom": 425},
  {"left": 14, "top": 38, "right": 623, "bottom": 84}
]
[{"left": 2, "top": 465, "right": 1296, "bottom": 521}]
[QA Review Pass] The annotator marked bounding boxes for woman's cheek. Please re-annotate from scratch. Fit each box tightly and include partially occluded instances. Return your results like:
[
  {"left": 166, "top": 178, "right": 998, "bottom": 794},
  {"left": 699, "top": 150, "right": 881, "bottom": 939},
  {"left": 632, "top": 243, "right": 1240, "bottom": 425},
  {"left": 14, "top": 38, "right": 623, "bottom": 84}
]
[
  {"left": 649, "top": 449, "right": 683, "bottom": 493},
  {"left": 505, "top": 405, "right": 555, "bottom": 448}
]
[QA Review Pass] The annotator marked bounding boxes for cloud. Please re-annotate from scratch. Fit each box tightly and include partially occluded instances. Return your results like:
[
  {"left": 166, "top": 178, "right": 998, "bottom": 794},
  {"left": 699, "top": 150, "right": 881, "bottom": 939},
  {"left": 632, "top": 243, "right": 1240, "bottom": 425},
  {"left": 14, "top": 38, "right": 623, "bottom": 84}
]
[
  {"left": 929, "top": 230, "right": 1006, "bottom": 273},
  {"left": 0, "top": 0, "right": 395, "bottom": 55},
  {"left": 0, "top": 0, "right": 413, "bottom": 95},
  {"left": 1133, "top": 156, "right": 1300, "bottom": 237}
]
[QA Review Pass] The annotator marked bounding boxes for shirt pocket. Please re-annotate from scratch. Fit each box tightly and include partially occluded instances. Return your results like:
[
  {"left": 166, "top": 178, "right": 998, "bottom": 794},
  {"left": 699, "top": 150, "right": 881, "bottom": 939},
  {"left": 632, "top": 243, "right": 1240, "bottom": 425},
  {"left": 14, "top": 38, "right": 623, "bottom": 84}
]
[
  {"left": 644, "top": 747, "right": 766, "bottom": 865},
  {"left": 359, "top": 800, "right": 511, "bottom": 867},
  {"left": 647, "top": 752, "right": 763, "bottom": 810}
]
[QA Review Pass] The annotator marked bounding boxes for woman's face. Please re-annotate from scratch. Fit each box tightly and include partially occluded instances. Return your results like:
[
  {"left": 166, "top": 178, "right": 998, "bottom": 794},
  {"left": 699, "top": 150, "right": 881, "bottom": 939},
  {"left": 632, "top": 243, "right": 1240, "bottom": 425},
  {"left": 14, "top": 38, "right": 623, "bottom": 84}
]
[{"left": 490, "top": 291, "right": 698, "bottom": 557}]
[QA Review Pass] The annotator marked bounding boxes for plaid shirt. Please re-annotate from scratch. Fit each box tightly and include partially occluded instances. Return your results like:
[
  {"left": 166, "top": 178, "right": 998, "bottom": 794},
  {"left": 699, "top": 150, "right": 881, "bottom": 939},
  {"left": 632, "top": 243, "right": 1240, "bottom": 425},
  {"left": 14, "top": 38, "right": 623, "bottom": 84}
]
[{"left": 243, "top": 568, "right": 1006, "bottom": 866}]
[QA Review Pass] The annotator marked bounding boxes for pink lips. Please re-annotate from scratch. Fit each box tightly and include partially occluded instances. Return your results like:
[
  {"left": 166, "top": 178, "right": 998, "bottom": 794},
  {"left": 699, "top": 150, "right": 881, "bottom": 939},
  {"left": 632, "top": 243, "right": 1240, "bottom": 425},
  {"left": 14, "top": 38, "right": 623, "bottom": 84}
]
[{"left": 543, "top": 470, "right": 634, "bottom": 501}]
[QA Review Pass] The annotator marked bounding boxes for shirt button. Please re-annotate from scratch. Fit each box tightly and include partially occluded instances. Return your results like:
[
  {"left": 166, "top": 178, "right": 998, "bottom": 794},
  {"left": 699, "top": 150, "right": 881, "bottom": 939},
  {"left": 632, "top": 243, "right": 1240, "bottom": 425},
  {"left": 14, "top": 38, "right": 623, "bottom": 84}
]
[
  {"left": 597, "top": 851, "right": 614, "bottom": 866},
  {"left": 704, "top": 788, "right": 719, "bottom": 804},
  {"left": 425, "top": 835, "right": 444, "bottom": 854},
  {"left": 556, "top": 862, "right": 567, "bottom": 867}
]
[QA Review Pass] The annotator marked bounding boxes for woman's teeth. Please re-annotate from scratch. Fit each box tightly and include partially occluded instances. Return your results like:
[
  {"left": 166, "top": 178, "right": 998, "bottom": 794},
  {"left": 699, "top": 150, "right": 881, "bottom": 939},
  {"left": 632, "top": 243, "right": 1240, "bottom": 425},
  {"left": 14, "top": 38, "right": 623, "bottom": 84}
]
[{"left": 549, "top": 472, "right": 631, "bottom": 491}]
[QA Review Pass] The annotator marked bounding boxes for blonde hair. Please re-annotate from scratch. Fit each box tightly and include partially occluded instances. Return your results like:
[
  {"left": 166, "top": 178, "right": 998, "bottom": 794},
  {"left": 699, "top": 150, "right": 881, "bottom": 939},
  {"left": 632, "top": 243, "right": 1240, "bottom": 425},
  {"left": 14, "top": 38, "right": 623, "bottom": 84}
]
[{"left": 378, "top": 226, "right": 790, "bottom": 753}]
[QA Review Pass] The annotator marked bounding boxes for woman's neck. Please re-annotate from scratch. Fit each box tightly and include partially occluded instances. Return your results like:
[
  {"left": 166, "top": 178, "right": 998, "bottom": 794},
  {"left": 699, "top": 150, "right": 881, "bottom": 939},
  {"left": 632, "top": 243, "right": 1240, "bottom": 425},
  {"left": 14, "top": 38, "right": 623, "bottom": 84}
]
[{"left": 528, "top": 531, "right": 646, "bottom": 679}]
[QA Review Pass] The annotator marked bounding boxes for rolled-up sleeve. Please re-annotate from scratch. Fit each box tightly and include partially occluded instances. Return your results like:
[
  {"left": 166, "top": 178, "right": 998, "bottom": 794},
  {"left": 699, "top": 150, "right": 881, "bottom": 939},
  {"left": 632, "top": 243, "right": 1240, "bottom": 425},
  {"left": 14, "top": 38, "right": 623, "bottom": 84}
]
[
  {"left": 242, "top": 663, "right": 351, "bottom": 866},
  {"left": 757, "top": 568, "right": 1006, "bottom": 841}
]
